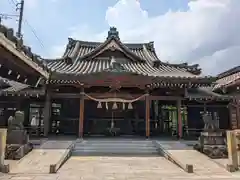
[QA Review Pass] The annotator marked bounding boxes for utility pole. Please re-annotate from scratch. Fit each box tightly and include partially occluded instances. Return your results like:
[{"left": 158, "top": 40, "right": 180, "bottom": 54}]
[{"left": 16, "top": 0, "right": 24, "bottom": 39}]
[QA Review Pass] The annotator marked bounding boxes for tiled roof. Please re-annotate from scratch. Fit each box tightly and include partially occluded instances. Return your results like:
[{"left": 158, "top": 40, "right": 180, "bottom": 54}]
[
  {"left": 60, "top": 27, "right": 158, "bottom": 64},
  {"left": 62, "top": 38, "right": 159, "bottom": 64},
  {"left": 43, "top": 27, "right": 210, "bottom": 82},
  {"left": 186, "top": 87, "right": 231, "bottom": 100},
  {"left": 47, "top": 58, "right": 200, "bottom": 79},
  {"left": 0, "top": 24, "right": 49, "bottom": 78},
  {"left": 48, "top": 27, "right": 201, "bottom": 75},
  {"left": 0, "top": 76, "right": 29, "bottom": 93},
  {"left": 0, "top": 76, "right": 44, "bottom": 96},
  {"left": 213, "top": 70, "right": 240, "bottom": 90}
]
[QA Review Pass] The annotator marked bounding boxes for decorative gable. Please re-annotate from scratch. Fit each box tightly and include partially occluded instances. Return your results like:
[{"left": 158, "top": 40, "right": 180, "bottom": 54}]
[{"left": 103, "top": 56, "right": 131, "bottom": 73}]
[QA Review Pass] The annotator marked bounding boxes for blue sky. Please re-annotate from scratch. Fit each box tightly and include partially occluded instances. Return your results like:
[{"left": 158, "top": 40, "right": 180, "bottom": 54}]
[
  {"left": 0, "top": 0, "right": 189, "bottom": 57},
  {"left": 0, "top": 0, "right": 239, "bottom": 75}
]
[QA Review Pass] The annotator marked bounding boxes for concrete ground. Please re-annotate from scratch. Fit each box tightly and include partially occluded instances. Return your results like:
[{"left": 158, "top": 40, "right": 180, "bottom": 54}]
[{"left": 1, "top": 156, "right": 240, "bottom": 180}]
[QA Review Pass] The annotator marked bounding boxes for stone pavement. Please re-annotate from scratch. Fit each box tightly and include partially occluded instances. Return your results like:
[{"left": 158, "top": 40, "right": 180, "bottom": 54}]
[
  {"left": 9, "top": 140, "right": 73, "bottom": 174},
  {"left": 0, "top": 156, "right": 240, "bottom": 180},
  {"left": 157, "top": 141, "right": 231, "bottom": 176}
]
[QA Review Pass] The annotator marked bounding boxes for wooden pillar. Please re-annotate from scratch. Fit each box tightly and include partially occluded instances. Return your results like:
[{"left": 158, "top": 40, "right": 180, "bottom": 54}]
[
  {"left": 79, "top": 87, "right": 84, "bottom": 138},
  {"left": 229, "top": 105, "right": 234, "bottom": 129},
  {"left": 145, "top": 94, "right": 150, "bottom": 138},
  {"left": 43, "top": 91, "right": 51, "bottom": 137},
  {"left": 236, "top": 97, "right": 240, "bottom": 128},
  {"left": 177, "top": 99, "right": 183, "bottom": 138},
  {"left": 203, "top": 102, "right": 207, "bottom": 113},
  {"left": 230, "top": 97, "right": 240, "bottom": 129}
]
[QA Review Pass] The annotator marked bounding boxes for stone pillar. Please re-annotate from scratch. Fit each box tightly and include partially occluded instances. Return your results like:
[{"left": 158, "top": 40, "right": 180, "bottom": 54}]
[
  {"left": 43, "top": 91, "right": 51, "bottom": 137},
  {"left": 79, "top": 87, "right": 85, "bottom": 138},
  {"left": 177, "top": 99, "right": 183, "bottom": 138},
  {"left": 0, "top": 128, "right": 7, "bottom": 171},
  {"left": 226, "top": 130, "right": 238, "bottom": 171},
  {"left": 145, "top": 94, "right": 150, "bottom": 138}
]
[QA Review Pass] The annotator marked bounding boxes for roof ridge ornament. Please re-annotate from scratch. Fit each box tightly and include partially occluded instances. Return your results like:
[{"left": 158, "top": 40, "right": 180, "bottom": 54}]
[{"left": 107, "top": 27, "right": 120, "bottom": 40}]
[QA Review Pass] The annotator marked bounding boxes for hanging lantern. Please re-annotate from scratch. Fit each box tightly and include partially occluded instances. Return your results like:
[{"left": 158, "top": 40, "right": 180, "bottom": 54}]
[
  {"left": 112, "top": 102, "right": 118, "bottom": 109},
  {"left": 97, "top": 102, "right": 102, "bottom": 108},
  {"left": 128, "top": 103, "right": 133, "bottom": 109},
  {"left": 105, "top": 102, "right": 108, "bottom": 110},
  {"left": 122, "top": 102, "right": 125, "bottom": 110}
]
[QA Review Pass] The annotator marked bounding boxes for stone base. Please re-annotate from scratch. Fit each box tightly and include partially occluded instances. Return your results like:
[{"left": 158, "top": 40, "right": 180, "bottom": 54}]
[
  {"left": 5, "top": 143, "right": 33, "bottom": 160},
  {"left": 226, "top": 164, "right": 239, "bottom": 172},
  {"left": 7, "top": 130, "right": 29, "bottom": 145},
  {"left": 202, "top": 145, "right": 228, "bottom": 159},
  {"left": 0, "top": 164, "right": 9, "bottom": 173},
  {"left": 194, "top": 144, "right": 227, "bottom": 159},
  {"left": 200, "top": 131, "right": 225, "bottom": 146},
  {"left": 201, "top": 131, "right": 223, "bottom": 137},
  {"left": 194, "top": 131, "right": 227, "bottom": 159}
]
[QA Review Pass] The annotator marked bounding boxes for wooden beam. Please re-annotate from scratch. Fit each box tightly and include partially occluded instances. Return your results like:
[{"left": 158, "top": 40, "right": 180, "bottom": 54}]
[
  {"left": 50, "top": 93, "right": 186, "bottom": 102},
  {"left": 149, "top": 95, "right": 183, "bottom": 101},
  {"left": 0, "top": 63, "right": 40, "bottom": 86},
  {"left": 51, "top": 93, "right": 80, "bottom": 99},
  {"left": 79, "top": 87, "right": 84, "bottom": 138},
  {"left": 186, "top": 104, "right": 228, "bottom": 108},
  {"left": 145, "top": 95, "right": 150, "bottom": 138}
]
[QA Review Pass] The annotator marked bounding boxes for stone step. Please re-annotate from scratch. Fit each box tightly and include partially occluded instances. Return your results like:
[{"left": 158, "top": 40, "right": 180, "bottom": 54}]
[
  {"left": 74, "top": 146, "right": 157, "bottom": 151},
  {"left": 72, "top": 148, "right": 158, "bottom": 153},
  {"left": 72, "top": 139, "right": 158, "bottom": 156},
  {"left": 74, "top": 145, "right": 157, "bottom": 149},
  {"left": 80, "top": 141, "right": 154, "bottom": 145},
  {"left": 72, "top": 150, "right": 159, "bottom": 156},
  {"left": 80, "top": 142, "right": 154, "bottom": 145},
  {"left": 76, "top": 143, "right": 155, "bottom": 148}
]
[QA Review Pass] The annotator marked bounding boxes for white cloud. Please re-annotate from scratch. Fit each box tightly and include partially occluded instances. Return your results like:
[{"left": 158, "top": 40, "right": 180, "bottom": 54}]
[{"left": 51, "top": 0, "right": 240, "bottom": 75}]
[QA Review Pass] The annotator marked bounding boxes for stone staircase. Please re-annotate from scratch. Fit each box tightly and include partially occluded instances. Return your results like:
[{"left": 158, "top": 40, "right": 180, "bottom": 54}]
[{"left": 72, "top": 139, "right": 159, "bottom": 156}]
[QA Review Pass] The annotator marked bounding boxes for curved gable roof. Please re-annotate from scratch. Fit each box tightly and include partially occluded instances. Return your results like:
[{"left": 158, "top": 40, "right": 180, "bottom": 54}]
[
  {"left": 63, "top": 27, "right": 160, "bottom": 64},
  {"left": 44, "top": 27, "right": 206, "bottom": 79}
]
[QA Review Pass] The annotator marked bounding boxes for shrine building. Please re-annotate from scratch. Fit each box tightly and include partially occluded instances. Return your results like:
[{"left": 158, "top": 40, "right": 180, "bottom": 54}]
[{"left": 0, "top": 26, "right": 234, "bottom": 139}]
